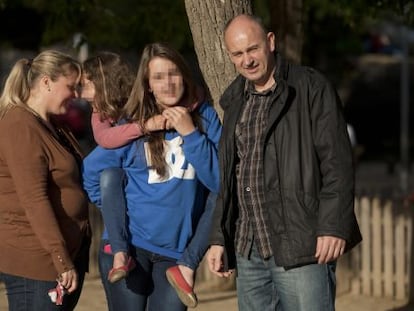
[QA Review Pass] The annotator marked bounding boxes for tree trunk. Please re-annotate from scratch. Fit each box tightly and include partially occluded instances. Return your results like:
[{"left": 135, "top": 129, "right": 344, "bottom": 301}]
[
  {"left": 269, "top": 0, "right": 304, "bottom": 64},
  {"left": 184, "top": 0, "right": 252, "bottom": 119},
  {"left": 184, "top": 0, "right": 252, "bottom": 291}
]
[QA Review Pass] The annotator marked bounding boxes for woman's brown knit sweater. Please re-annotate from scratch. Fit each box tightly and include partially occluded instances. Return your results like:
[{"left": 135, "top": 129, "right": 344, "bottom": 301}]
[{"left": 0, "top": 106, "right": 90, "bottom": 281}]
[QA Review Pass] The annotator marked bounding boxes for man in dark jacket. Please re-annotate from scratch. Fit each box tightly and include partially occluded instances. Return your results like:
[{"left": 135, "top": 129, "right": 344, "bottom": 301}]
[{"left": 206, "top": 13, "right": 362, "bottom": 311}]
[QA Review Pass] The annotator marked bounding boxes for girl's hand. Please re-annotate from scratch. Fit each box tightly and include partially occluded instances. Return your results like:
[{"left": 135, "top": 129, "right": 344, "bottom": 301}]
[
  {"left": 162, "top": 106, "right": 195, "bottom": 136},
  {"left": 143, "top": 114, "right": 168, "bottom": 132}
]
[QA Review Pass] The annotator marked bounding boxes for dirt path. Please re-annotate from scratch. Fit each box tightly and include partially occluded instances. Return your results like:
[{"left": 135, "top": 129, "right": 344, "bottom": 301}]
[{"left": 0, "top": 275, "right": 409, "bottom": 310}]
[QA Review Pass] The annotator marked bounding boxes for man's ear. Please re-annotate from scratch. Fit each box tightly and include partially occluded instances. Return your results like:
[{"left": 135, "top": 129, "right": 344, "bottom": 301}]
[{"left": 267, "top": 32, "right": 276, "bottom": 52}]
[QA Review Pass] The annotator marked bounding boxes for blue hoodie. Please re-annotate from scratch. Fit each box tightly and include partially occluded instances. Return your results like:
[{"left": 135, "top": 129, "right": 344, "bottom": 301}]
[{"left": 83, "top": 102, "right": 221, "bottom": 259}]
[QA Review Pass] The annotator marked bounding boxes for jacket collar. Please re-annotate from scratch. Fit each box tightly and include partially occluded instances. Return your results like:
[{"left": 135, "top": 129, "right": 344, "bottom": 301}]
[{"left": 274, "top": 52, "right": 289, "bottom": 82}]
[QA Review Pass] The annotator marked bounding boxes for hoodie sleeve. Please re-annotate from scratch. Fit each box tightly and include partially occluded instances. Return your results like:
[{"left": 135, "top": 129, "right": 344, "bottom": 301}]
[{"left": 181, "top": 102, "right": 222, "bottom": 193}]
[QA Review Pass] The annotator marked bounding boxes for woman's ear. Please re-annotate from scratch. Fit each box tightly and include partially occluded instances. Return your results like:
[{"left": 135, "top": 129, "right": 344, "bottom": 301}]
[{"left": 40, "top": 75, "right": 51, "bottom": 92}]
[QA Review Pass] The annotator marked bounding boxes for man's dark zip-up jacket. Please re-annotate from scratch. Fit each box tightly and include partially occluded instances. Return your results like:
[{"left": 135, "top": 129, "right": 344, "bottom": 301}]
[{"left": 209, "top": 54, "right": 362, "bottom": 269}]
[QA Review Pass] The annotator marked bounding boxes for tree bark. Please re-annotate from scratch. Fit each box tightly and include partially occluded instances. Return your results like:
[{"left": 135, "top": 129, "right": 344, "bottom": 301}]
[
  {"left": 184, "top": 0, "right": 252, "bottom": 290},
  {"left": 269, "top": 0, "right": 304, "bottom": 64},
  {"left": 184, "top": 0, "right": 252, "bottom": 119}
]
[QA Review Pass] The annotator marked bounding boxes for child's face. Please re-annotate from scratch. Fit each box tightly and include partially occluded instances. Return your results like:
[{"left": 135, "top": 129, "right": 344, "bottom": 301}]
[
  {"left": 80, "top": 76, "right": 96, "bottom": 107},
  {"left": 148, "top": 57, "right": 185, "bottom": 109}
]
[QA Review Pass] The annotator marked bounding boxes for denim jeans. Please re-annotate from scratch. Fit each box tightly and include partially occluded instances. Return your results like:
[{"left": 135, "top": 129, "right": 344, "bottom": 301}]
[
  {"left": 100, "top": 168, "right": 129, "bottom": 254},
  {"left": 98, "top": 240, "right": 187, "bottom": 311},
  {"left": 236, "top": 240, "right": 336, "bottom": 311},
  {"left": 0, "top": 270, "right": 85, "bottom": 311},
  {"left": 100, "top": 167, "right": 216, "bottom": 270}
]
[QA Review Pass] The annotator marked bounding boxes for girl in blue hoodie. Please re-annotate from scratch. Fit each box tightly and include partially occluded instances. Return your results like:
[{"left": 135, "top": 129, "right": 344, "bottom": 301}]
[{"left": 82, "top": 43, "right": 221, "bottom": 311}]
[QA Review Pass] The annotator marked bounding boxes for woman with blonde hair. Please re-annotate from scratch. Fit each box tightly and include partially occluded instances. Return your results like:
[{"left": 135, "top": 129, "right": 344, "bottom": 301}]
[{"left": 0, "top": 50, "right": 91, "bottom": 311}]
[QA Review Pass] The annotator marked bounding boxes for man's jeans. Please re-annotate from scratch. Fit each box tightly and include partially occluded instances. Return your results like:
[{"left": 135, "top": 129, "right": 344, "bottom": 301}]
[
  {"left": 100, "top": 167, "right": 216, "bottom": 270},
  {"left": 236, "top": 241, "right": 336, "bottom": 311},
  {"left": 98, "top": 241, "right": 186, "bottom": 311}
]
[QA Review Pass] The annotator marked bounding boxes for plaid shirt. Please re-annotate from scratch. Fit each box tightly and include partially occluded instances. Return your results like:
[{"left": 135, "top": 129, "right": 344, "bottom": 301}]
[{"left": 235, "top": 82, "right": 277, "bottom": 259}]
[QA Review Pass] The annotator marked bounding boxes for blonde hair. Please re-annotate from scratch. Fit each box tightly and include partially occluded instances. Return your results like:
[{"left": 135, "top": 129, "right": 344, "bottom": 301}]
[{"left": 0, "top": 49, "right": 81, "bottom": 118}]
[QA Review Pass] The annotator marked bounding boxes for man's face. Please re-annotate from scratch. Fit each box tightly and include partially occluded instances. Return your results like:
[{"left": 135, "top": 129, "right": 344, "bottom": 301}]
[{"left": 224, "top": 19, "right": 275, "bottom": 90}]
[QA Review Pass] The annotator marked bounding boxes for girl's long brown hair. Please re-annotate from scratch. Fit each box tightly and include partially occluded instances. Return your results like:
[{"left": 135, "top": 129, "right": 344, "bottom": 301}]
[
  {"left": 82, "top": 51, "right": 135, "bottom": 122},
  {"left": 123, "top": 42, "right": 202, "bottom": 177}
]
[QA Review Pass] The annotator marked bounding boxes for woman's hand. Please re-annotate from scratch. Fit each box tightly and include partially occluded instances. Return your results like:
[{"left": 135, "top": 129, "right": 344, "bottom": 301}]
[
  {"left": 58, "top": 268, "right": 78, "bottom": 293},
  {"left": 162, "top": 106, "right": 195, "bottom": 136}
]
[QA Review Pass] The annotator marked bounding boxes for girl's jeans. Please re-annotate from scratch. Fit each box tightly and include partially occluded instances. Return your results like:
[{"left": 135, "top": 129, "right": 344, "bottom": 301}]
[
  {"left": 98, "top": 242, "right": 187, "bottom": 311},
  {"left": 99, "top": 167, "right": 217, "bottom": 270}
]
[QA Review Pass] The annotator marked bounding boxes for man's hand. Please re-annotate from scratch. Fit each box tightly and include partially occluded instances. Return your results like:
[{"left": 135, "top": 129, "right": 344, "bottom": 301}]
[
  {"left": 206, "top": 245, "right": 234, "bottom": 277},
  {"left": 315, "top": 236, "right": 346, "bottom": 264}
]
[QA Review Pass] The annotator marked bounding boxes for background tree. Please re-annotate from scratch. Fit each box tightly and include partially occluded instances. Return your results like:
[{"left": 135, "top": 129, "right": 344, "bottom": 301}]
[
  {"left": 184, "top": 0, "right": 252, "bottom": 118},
  {"left": 184, "top": 0, "right": 252, "bottom": 289},
  {"left": 269, "top": 0, "right": 304, "bottom": 64}
]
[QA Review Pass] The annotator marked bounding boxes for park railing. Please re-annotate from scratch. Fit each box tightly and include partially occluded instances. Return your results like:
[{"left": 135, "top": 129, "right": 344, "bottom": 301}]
[{"left": 338, "top": 195, "right": 412, "bottom": 300}]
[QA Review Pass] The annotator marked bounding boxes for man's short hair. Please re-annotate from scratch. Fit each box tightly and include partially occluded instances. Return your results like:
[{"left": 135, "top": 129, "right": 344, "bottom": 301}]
[{"left": 223, "top": 14, "right": 268, "bottom": 35}]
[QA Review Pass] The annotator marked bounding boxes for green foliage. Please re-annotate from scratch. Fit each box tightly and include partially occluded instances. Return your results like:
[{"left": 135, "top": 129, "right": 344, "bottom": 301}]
[
  {"left": 0, "top": 0, "right": 193, "bottom": 52},
  {"left": 299, "top": 0, "right": 414, "bottom": 83},
  {"left": 0, "top": 0, "right": 413, "bottom": 58},
  {"left": 304, "top": 0, "right": 413, "bottom": 30},
  {"left": 72, "top": 0, "right": 193, "bottom": 51},
  {"left": 252, "top": 0, "right": 270, "bottom": 26}
]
